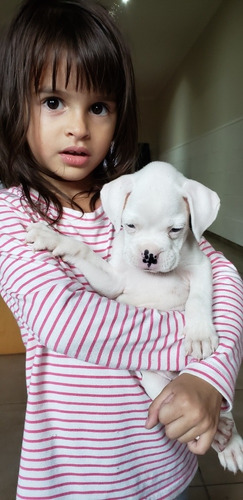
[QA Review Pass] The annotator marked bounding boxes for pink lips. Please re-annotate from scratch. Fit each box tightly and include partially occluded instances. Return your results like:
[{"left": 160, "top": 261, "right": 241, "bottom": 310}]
[{"left": 60, "top": 147, "right": 90, "bottom": 167}]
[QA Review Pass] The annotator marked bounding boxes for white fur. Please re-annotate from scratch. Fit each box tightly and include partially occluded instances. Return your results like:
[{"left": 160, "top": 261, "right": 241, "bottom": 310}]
[{"left": 26, "top": 161, "right": 242, "bottom": 472}]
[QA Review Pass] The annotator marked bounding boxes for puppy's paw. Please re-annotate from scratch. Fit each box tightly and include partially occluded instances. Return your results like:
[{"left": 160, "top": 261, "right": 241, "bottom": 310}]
[
  {"left": 26, "top": 222, "right": 61, "bottom": 252},
  {"left": 184, "top": 322, "right": 218, "bottom": 359},
  {"left": 52, "top": 239, "right": 89, "bottom": 262},
  {"left": 217, "top": 432, "right": 243, "bottom": 473},
  {"left": 212, "top": 417, "right": 234, "bottom": 453}
]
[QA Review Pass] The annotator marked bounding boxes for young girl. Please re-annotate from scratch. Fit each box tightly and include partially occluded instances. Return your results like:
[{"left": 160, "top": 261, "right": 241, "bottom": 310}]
[{"left": 0, "top": 1, "right": 242, "bottom": 499}]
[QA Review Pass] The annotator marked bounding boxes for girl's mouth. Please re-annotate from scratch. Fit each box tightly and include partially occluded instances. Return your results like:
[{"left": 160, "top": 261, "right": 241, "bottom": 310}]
[
  {"left": 60, "top": 148, "right": 90, "bottom": 167},
  {"left": 67, "top": 151, "right": 85, "bottom": 155}
]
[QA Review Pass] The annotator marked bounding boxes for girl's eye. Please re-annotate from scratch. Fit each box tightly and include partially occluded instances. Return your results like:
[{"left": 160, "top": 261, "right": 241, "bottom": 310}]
[
  {"left": 91, "top": 102, "right": 108, "bottom": 116},
  {"left": 44, "top": 98, "right": 63, "bottom": 111}
]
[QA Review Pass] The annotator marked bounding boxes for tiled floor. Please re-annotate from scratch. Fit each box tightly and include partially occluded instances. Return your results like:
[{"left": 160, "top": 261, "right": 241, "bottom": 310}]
[{"left": 0, "top": 234, "right": 242, "bottom": 500}]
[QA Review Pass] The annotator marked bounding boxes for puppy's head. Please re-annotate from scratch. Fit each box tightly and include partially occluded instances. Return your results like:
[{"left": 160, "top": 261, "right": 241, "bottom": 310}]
[{"left": 101, "top": 162, "right": 220, "bottom": 273}]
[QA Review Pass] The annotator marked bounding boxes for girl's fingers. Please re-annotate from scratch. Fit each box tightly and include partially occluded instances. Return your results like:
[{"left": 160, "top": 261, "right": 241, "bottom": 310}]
[
  {"left": 187, "top": 430, "right": 216, "bottom": 455},
  {"left": 145, "top": 373, "right": 222, "bottom": 457},
  {"left": 145, "top": 391, "right": 175, "bottom": 429}
]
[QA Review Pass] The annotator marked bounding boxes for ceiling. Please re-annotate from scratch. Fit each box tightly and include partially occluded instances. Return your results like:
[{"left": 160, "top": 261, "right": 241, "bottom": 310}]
[{"left": 0, "top": 0, "right": 223, "bottom": 100}]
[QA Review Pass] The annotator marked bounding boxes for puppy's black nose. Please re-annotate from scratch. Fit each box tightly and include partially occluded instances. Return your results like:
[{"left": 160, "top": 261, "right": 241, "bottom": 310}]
[{"left": 142, "top": 249, "right": 158, "bottom": 267}]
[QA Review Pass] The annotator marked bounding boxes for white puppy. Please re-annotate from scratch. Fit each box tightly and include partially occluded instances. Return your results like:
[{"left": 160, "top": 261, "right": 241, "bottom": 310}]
[{"left": 26, "top": 161, "right": 243, "bottom": 472}]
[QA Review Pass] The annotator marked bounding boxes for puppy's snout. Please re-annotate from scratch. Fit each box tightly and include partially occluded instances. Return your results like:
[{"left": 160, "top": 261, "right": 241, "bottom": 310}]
[{"left": 142, "top": 249, "right": 158, "bottom": 267}]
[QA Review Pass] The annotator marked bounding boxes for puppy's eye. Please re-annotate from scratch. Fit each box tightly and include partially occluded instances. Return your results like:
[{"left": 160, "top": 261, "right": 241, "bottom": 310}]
[
  {"left": 125, "top": 223, "right": 136, "bottom": 232},
  {"left": 169, "top": 227, "right": 183, "bottom": 239}
]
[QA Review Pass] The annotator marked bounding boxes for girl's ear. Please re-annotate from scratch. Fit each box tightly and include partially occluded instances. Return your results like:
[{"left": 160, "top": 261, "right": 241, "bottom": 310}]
[
  {"left": 101, "top": 175, "right": 134, "bottom": 231},
  {"left": 182, "top": 179, "right": 220, "bottom": 242}
]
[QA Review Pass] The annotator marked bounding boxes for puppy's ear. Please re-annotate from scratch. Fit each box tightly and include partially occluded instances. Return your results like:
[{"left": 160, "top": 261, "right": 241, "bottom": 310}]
[
  {"left": 182, "top": 180, "right": 220, "bottom": 241},
  {"left": 101, "top": 175, "right": 134, "bottom": 232}
]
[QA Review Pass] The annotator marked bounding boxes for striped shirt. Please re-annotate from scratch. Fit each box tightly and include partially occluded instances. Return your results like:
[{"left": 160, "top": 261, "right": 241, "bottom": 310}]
[{"left": 0, "top": 186, "right": 242, "bottom": 500}]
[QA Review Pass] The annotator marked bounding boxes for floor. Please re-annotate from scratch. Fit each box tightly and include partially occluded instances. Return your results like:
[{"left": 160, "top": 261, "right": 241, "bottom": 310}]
[{"left": 0, "top": 233, "right": 242, "bottom": 500}]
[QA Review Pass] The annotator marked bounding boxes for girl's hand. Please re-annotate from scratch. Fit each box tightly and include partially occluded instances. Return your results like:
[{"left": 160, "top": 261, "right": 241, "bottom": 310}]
[{"left": 145, "top": 373, "right": 222, "bottom": 455}]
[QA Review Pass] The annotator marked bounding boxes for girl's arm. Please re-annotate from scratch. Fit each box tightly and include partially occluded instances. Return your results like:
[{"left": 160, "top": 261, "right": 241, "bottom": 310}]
[
  {"left": 182, "top": 238, "right": 243, "bottom": 412},
  {"left": 0, "top": 242, "right": 185, "bottom": 370},
  {"left": 0, "top": 198, "right": 242, "bottom": 412},
  {"left": 146, "top": 239, "right": 242, "bottom": 454}
]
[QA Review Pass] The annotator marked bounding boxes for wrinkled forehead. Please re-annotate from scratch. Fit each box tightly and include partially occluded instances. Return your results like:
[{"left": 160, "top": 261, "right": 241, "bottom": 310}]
[{"left": 124, "top": 181, "right": 189, "bottom": 226}]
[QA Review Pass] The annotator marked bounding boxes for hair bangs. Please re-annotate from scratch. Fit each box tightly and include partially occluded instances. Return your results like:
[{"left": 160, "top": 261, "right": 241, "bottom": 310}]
[{"left": 30, "top": 8, "right": 125, "bottom": 100}]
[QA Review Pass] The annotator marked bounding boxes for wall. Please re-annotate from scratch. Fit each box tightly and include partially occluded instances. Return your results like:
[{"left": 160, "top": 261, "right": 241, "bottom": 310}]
[
  {"left": 138, "top": 99, "right": 160, "bottom": 160},
  {"left": 0, "top": 297, "right": 25, "bottom": 354},
  {"left": 155, "top": 0, "right": 243, "bottom": 245}
]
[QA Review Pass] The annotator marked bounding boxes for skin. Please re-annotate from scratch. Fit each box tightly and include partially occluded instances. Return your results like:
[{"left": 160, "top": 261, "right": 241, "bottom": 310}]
[
  {"left": 146, "top": 374, "right": 222, "bottom": 454},
  {"left": 27, "top": 62, "right": 117, "bottom": 212},
  {"left": 27, "top": 61, "right": 222, "bottom": 455}
]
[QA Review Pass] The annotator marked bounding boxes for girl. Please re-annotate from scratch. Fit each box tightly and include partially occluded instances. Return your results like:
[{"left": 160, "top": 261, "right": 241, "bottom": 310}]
[{"left": 0, "top": 1, "right": 242, "bottom": 499}]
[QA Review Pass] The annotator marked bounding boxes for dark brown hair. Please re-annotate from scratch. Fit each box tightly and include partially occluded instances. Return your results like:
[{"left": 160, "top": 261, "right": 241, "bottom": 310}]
[{"left": 0, "top": 0, "right": 138, "bottom": 222}]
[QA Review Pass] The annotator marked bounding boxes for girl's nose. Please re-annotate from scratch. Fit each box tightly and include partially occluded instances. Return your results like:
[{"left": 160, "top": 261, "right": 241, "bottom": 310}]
[{"left": 65, "top": 110, "right": 90, "bottom": 139}]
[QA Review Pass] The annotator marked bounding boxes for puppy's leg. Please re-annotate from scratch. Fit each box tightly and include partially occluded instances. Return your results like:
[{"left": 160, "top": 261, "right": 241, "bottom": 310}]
[
  {"left": 140, "top": 370, "right": 178, "bottom": 400},
  {"left": 212, "top": 413, "right": 243, "bottom": 473},
  {"left": 26, "top": 222, "right": 124, "bottom": 298},
  {"left": 211, "top": 415, "right": 234, "bottom": 453},
  {"left": 140, "top": 370, "right": 172, "bottom": 400},
  {"left": 183, "top": 253, "right": 218, "bottom": 359}
]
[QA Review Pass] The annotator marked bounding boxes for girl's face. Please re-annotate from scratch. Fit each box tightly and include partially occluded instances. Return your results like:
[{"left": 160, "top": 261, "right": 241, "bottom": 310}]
[{"left": 27, "top": 62, "right": 117, "bottom": 204}]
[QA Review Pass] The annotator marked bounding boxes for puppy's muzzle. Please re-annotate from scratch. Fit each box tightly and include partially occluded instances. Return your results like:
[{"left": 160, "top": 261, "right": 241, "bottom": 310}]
[{"left": 142, "top": 249, "right": 158, "bottom": 268}]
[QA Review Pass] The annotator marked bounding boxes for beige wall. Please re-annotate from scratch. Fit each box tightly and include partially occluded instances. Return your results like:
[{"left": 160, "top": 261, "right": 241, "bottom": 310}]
[
  {"left": 139, "top": 0, "right": 243, "bottom": 246},
  {"left": 0, "top": 297, "right": 25, "bottom": 354}
]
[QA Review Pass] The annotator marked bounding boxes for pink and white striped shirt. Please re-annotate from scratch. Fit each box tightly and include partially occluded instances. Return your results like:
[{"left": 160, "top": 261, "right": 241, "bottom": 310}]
[{"left": 0, "top": 186, "right": 242, "bottom": 500}]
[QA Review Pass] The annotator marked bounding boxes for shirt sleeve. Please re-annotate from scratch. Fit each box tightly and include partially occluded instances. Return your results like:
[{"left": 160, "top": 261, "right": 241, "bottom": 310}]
[
  {"left": 0, "top": 196, "right": 242, "bottom": 411},
  {"left": 181, "top": 238, "right": 243, "bottom": 411}
]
